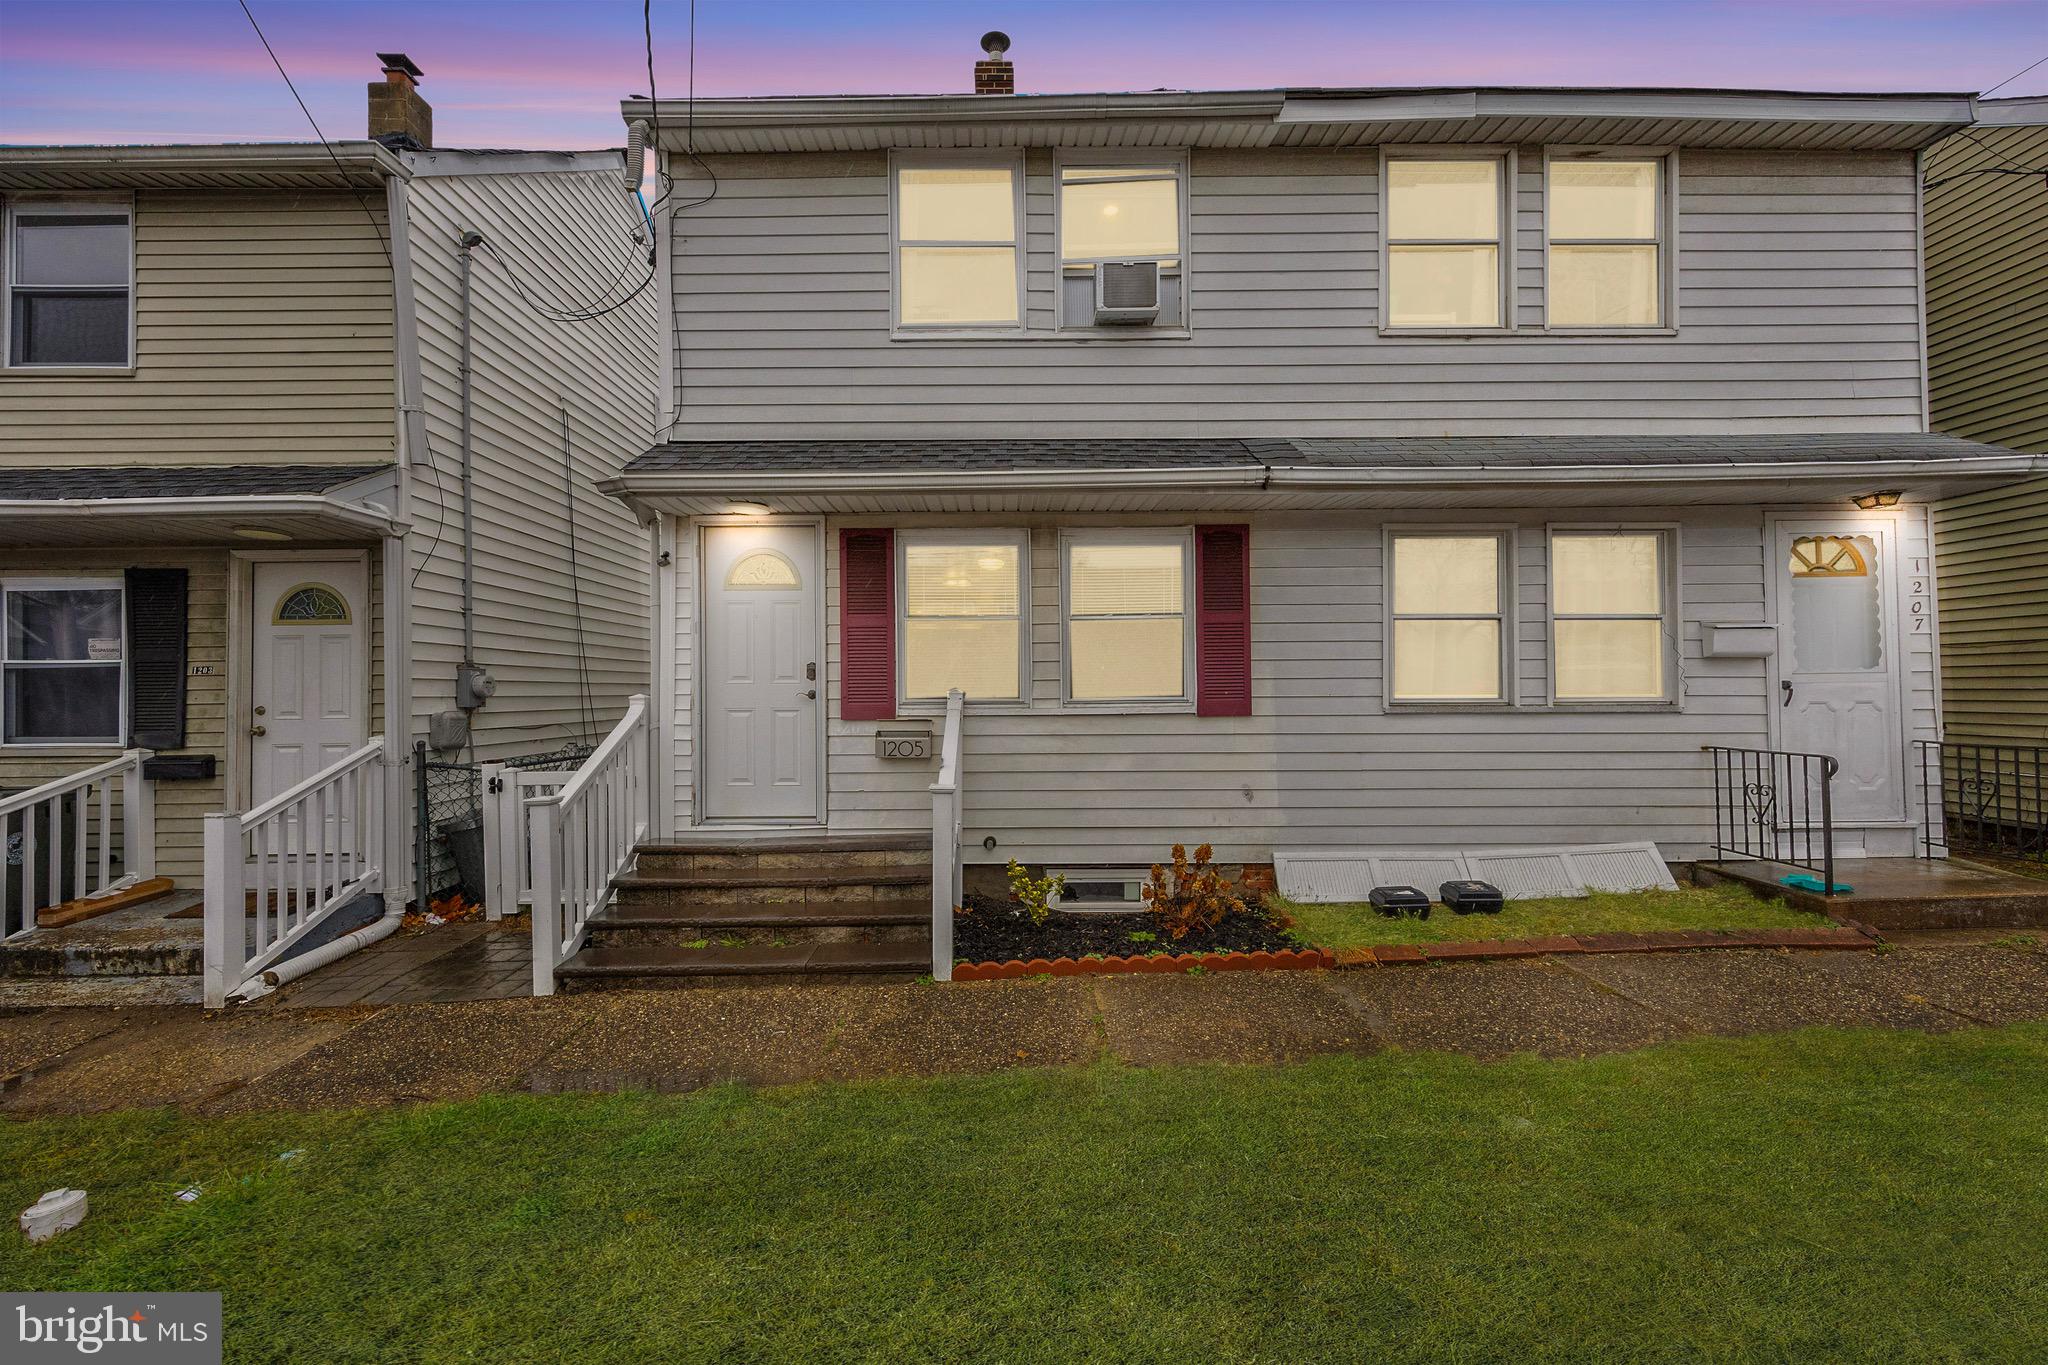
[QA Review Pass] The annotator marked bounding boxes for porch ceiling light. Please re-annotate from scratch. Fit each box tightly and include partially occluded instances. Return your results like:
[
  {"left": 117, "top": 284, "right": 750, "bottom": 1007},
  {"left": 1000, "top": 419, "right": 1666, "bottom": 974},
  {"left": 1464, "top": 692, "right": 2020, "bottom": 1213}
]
[
  {"left": 723, "top": 502, "right": 772, "bottom": 516},
  {"left": 1851, "top": 490, "right": 1903, "bottom": 510},
  {"left": 233, "top": 525, "right": 293, "bottom": 541}
]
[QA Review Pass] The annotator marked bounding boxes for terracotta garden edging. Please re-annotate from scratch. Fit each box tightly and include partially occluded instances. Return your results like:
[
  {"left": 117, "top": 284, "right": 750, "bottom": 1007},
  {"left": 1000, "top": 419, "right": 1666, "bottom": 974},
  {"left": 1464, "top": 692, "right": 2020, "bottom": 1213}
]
[
  {"left": 1332, "top": 924, "right": 1876, "bottom": 968},
  {"left": 953, "top": 946, "right": 1334, "bottom": 982}
]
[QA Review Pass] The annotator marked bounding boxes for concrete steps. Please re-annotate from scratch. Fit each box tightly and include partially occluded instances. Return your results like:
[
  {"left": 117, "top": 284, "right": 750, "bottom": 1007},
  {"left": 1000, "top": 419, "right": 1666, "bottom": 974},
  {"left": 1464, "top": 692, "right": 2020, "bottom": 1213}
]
[{"left": 554, "top": 837, "right": 932, "bottom": 991}]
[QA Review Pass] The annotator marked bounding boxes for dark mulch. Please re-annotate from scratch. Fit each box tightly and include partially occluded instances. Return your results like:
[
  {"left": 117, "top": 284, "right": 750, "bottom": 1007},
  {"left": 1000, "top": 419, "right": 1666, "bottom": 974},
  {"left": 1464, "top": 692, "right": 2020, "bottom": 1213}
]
[{"left": 954, "top": 894, "right": 1301, "bottom": 963}]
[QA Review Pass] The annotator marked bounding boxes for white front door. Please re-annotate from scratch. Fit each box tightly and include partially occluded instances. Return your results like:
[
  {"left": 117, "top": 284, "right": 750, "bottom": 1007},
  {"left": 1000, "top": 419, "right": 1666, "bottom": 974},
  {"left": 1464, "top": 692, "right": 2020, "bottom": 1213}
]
[
  {"left": 702, "top": 524, "right": 821, "bottom": 821},
  {"left": 1772, "top": 520, "right": 1904, "bottom": 823},
  {"left": 250, "top": 559, "right": 369, "bottom": 809}
]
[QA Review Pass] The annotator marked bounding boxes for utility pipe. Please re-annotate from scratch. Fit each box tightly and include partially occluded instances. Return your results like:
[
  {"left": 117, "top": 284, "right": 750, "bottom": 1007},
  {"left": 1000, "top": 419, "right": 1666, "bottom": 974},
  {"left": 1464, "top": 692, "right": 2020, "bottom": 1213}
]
[
  {"left": 233, "top": 897, "right": 405, "bottom": 1002},
  {"left": 456, "top": 230, "right": 482, "bottom": 667}
]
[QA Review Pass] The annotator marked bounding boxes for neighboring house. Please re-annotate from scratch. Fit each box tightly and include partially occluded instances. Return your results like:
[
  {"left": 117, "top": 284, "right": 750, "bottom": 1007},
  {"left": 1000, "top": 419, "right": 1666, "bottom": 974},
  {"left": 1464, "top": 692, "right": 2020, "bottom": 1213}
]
[
  {"left": 0, "top": 55, "right": 656, "bottom": 958},
  {"left": 587, "top": 41, "right": 2045, "bottom": 958},
  {"left": 1925, "top": 96, "right": 2048, "bottom": 748}
]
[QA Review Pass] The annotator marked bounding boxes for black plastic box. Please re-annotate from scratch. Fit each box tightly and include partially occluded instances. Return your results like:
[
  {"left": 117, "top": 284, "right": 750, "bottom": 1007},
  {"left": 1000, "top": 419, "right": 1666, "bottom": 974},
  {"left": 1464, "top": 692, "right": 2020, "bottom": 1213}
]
[
  {"left": 1368, "top": 884, "right": 1432, "bottom": 919},
  {"left": 1439, "top": 879, "right": 1505, "bottom": 915},
  {"left": 143, "top": 755, "right": 217, "bottom": 781}
]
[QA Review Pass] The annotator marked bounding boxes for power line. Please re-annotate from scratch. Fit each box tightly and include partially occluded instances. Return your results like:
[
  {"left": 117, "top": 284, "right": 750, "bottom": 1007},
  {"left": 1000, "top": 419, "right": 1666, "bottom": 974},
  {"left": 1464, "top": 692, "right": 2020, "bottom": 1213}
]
[{"left": 1981, "top": 54, "right": 2047, "bottom": 99}]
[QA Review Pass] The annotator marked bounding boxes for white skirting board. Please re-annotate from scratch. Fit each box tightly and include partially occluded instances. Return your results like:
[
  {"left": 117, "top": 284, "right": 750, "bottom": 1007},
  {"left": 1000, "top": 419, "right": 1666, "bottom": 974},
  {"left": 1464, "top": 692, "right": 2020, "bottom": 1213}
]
[{"left": 1274, "top": 842, "right": 1678, "bottom": 903}]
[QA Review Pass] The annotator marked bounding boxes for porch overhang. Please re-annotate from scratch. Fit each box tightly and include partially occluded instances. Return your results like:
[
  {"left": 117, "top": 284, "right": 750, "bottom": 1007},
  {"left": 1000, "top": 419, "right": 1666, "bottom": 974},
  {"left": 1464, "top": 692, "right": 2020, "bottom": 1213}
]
[
  {"left": 0, "top": 464, "right": 404, "bottom": 546},
  {"left": 602, "top": 436, "right": 2047, "bottom": 516}
]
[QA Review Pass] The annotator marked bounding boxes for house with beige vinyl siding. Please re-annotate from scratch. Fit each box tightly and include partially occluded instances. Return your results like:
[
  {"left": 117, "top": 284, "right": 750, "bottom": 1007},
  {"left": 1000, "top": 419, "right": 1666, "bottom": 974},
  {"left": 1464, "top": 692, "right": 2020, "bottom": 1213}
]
[
  {"left": 530, "top": 44, "right": 2044, "bottom": 991},
  {"left": 1, "top": 55, "right": 656, "bottom": 1000},
  {"left": 1925, "top": 96, "right": 2048, "bottom": 749}
]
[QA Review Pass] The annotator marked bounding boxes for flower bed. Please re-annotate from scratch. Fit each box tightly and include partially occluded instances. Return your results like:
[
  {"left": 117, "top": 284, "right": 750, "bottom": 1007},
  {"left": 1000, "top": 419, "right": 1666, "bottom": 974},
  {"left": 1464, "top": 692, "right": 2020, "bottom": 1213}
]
[{"left": 953, "top": 892, "right": 1318, "bottom": 977}]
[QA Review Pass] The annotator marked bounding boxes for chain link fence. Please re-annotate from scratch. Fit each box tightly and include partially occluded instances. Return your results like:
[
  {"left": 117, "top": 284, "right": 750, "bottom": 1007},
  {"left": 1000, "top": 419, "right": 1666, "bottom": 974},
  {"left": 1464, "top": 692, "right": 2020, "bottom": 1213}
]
[{"left": 414, "top": 740, "right": 592, "bottom": 908}]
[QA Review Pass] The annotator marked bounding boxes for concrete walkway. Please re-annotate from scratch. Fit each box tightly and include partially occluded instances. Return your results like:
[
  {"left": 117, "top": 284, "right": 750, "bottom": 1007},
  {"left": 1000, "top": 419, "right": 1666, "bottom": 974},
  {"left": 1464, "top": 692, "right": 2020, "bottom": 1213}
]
[{"left": 2, "top": 932, "right": 2044, "bottom": 1117}]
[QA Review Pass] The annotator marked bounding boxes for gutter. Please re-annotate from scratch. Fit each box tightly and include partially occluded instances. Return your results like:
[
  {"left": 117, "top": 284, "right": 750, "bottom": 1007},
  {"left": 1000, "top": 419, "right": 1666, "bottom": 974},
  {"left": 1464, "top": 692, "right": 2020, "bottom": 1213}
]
[
  {"left": 0, "top": 493, "right": 406, "bottom": 534},
  {"left": 599, "top": 465, "right": 1271, "bottom": 497}
]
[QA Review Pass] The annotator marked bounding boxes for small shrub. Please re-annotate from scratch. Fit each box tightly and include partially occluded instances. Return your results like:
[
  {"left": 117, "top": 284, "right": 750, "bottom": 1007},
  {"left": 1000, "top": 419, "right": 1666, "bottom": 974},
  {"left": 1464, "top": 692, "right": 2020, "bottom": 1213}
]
[
  {"left": 1142, "top": 844, "right": 1247, "bottom": 940},
  {"left": 1006, "top": 860, "right": 1067, "bottom": 927}
]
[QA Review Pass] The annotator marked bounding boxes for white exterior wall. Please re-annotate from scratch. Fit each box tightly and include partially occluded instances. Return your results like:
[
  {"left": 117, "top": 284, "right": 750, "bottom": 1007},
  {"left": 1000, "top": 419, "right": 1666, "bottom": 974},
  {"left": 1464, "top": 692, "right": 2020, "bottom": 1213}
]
[
  {"left": 404, "top": 163, "right": 658, "bottom": 759},
  {"left": 664, "top": 147, "right": 1925, "bottom": 437},
  {"left": 664, "top": 505, "right": 1939, "bottom": 863}
]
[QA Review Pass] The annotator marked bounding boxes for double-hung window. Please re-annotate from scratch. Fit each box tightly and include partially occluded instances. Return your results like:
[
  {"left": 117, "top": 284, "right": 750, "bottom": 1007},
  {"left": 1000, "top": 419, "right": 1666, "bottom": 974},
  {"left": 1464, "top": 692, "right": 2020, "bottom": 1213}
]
[
  {"left": 892, "top": 156, "right": 1023, "bottom": 330},
  {"left": 1384, "top": 157, "right": 1506, "bottom": 330},
  {"left": 1550, "top": 531, "right": 1673, "bottom": 701},
  {"left": 899, "top": 532, "right": 1026, "bottom": 703},
  {"left": 1546, "top": 157, "right": 1666, "bottom": 328},
  {"left": 1063, "top": 531, "right": 1192, "bottom": 705},
  {"left": 2, "top": 579, "right": 125, "bottom": 745},
  {"left": 1388, "top": 533, "right": 1509, "bottom": 702},
  {"left": 5, "top": 202, "right": 133, "bottom": 368},
  {"left": 1057, "top": 159, "right": 1186, "bottom": 327}
]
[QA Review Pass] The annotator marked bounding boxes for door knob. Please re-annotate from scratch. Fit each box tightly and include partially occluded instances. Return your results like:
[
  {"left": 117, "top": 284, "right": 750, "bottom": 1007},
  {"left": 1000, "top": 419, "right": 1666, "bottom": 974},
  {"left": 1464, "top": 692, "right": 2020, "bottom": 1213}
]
[
  {"left": 803, "top": 689, "right": 817, "bottom": 700},
  {"left": 250, "top": 724, "right": 268, "bottom": 737},
  {"left": 1780, "top": 680, "right": 1794, "bottom": 708}
]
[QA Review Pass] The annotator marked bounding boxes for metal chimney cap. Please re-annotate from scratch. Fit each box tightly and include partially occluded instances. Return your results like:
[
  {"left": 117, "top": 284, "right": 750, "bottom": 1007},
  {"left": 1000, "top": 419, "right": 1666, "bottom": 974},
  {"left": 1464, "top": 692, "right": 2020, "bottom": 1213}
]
[
  {"left": 980, "top": 31, "right": 1011, "bottom": 58},
  {"left": 377, "top": 52, "right": 425, "bottom": 80}
]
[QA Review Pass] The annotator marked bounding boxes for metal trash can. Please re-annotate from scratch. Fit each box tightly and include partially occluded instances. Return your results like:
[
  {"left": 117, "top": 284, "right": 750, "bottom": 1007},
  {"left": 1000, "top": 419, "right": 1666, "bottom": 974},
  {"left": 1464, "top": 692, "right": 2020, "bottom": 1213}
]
[{"left": 438, "top": 814, "right": 487, "bottom": 906}]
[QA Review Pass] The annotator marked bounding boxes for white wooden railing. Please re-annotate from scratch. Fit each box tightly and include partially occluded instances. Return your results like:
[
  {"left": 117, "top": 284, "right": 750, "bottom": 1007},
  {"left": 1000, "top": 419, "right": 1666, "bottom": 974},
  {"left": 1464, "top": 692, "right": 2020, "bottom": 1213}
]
[
  {"left": 928, "top": 689, "right": 965, "bottom": 981},
  {"left": 2, "top": 749, "right": 154, "bottom": 940},
  {"left": 529, "top": 694, "right": 651, "bottom": 995},
  {"left": 480, "top": 764, "right": 577, "bottom": 922},
  {"left": 203, "top": 739, "right": 385, "bottom": 1008}
]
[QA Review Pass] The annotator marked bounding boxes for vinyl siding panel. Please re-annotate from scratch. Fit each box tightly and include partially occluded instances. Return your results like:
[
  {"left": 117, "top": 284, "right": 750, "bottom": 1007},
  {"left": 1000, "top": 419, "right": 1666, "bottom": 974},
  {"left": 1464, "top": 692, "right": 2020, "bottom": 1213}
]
[
  {"left": 0, "top": 549, "right": 226, "bottom": 885},
  {"left": 664, "top": 147, "right": 1925, "bottom": 437},
  {"left": 1926, "top": 124, "right": 2048, "bottom": 745},
  {"left": 0, "top": 190, "right": 395, "bottom": 462},
  {"left": 667, "top": 506, "right": 1939, "bottom": 863},
  {"left": 404, "top": 168, "right": 658, "bottom": 760}
]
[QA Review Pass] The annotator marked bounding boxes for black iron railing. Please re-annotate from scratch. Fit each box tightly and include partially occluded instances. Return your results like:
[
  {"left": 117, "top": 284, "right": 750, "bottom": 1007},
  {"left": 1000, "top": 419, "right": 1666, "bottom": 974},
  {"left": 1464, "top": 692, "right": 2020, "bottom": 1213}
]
[
  {"left": 1702, "top": 745, "right": 1838, "bottom": 894},
  {"left": 1917, "top": 740, "right": 2048, "bottom": 862}
]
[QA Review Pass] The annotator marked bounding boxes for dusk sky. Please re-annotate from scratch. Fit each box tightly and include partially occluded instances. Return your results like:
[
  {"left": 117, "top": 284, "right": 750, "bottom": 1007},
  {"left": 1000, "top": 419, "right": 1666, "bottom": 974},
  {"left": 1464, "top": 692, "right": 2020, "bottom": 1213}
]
[{"left": 2, "top": 0, "right": 2044, "bottom": 151}]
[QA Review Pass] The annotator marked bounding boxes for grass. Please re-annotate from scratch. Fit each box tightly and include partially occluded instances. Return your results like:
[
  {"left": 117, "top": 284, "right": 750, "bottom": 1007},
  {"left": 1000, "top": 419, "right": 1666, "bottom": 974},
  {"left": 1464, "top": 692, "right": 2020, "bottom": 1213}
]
[
  {"left": 7, "top": 1027, "right": 2048, "bottom": 1362},
  {"left": 1276, "top": 880, "right": 1831, "bottom": 951}
]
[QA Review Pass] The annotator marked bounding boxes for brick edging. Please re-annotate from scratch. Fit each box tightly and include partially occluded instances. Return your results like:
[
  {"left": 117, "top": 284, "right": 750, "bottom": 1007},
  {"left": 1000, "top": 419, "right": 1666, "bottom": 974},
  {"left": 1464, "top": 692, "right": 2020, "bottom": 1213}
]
[
  {"left": 953, "top": 947, "right": 1334, "bottom": 981},
  {"left": 1334, "top": 924, "right": 1875, "bottom": 967}
]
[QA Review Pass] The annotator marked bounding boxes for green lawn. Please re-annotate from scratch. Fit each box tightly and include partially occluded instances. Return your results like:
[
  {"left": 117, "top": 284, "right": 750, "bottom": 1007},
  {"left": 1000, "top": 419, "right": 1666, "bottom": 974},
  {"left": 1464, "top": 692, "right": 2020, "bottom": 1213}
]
[
  {"left": 7, "top": 1026, "right": 2048, "bottom": 1362},
  {"left": 1276, "top": 880, "right": 1832, "bottom": 951}
]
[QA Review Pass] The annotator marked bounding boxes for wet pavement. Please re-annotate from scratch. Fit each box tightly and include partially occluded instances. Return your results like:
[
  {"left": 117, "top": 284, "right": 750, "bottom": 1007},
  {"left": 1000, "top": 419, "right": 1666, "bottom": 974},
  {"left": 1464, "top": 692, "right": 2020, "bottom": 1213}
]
[{"left": 2, "top": 931, "right": 2044, "bottom": 1117}]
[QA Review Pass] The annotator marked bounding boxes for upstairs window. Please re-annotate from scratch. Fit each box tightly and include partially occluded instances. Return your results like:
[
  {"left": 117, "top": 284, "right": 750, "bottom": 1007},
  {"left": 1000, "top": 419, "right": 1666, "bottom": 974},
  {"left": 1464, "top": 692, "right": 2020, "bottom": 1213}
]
[
  {"left": 5, "top": 203, "right": 133, "bottom": 367},
  {"left": 1384, "top": 157, "right": 1506, "bottom": 330},
  {"left": 893, "top": 158, "right": 1022, "bottom": 329},
  {"left": 1547, "top": 157, "right": 1665, "bottom": 328},
  {"left": 1057, "top": 159, "right": 1186, "bottom": 328},
  {"left": 899, "top": 533, "right": 1026, "bottom": 703}
]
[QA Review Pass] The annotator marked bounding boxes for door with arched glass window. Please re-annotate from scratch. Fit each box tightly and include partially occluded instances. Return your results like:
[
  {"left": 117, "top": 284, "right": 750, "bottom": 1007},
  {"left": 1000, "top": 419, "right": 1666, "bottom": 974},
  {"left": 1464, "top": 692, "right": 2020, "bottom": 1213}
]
[
  {"left": 1771, "top": 521, "right": 1904, "bottom": 823},
  {"left": 701, "top": 525, "right": 820, "bottom": 821},
  {"left": 250, "top": 559, "right": 368, "bottom": 812}
]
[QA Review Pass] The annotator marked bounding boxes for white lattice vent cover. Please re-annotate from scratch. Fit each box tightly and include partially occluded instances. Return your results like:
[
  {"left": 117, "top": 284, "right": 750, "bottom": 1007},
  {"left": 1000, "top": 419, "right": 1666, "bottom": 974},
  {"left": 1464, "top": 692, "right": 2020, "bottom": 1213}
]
[{"left": 1275, "top": 842, "right": 1676, "bottom": 903}]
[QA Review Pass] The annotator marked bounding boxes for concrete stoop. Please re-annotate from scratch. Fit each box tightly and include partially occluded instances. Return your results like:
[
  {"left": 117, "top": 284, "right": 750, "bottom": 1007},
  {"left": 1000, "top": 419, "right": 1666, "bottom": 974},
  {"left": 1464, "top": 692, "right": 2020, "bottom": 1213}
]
[{"left": 1694, "top": 856, "right": 2048, "bottom": 931}]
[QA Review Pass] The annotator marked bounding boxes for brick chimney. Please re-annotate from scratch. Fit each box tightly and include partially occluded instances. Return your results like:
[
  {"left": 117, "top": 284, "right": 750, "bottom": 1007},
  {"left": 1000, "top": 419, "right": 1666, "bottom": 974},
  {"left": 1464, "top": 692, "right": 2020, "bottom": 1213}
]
[
  {"left": 974, "top": 31, "right": 1014, "bottom": 95},
  {"left": 368, "top": 52, "right": 432, "bottom": 150}
]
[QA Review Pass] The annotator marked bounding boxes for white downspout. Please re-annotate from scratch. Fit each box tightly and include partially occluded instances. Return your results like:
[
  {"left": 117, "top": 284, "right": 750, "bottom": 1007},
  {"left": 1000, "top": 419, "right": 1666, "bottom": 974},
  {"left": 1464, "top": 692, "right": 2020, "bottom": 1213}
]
[
  {"left": 232, "top": 899, "right": 405, "bottom": 1001},
  {"left": 383, "top": 165, "right": 426, "bottom": 915}
]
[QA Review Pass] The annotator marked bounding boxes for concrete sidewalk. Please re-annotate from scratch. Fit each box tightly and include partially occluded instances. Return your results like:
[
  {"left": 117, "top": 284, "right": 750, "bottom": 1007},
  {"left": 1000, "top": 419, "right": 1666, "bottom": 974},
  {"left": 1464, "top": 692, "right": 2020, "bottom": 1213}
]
[{"left": 2, "top": 933, "right": 2044, "bottom": 1117}]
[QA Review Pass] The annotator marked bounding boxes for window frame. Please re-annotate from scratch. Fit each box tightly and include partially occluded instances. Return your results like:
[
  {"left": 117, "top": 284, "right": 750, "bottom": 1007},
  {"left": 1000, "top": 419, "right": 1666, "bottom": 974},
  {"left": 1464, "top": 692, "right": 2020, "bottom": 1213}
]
[
  {"left": 1541, "top": 147, "right": 1678, "bottom": 335},
  {"left": 2, "top": 197, "right": 137, "bottom": 372},
  {"left": 887, "top": 149, "right": 1028, "bottom": 339},
  {"left": 894, "top": 528, "right": 1032, "bottom": 711},
  {"left": 1383, "top": 527, "right": 1517, "bottom": 708},
  {"left": 1544, "top": 524, "right": 1682, "bottom": 708},
  {"left": 1378, "top": 147, "right": 1515, "bottom": 336},
  {"left": 1058, "top": 527, "right": 1197, "bottom": 711},
  {"left": 1052, "top": 148, "right": 1193, "bottom": 336},
  {"left": 1, "top": 575, "right": 128, "bottom": 749}
]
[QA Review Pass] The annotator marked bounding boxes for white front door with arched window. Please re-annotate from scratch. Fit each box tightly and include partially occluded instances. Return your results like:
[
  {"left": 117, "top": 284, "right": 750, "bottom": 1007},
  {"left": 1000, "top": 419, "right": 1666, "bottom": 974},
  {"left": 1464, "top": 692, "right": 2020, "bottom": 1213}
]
[
  {"left": 701, "top": 524, "right": 821, "bottom": 821},
  {"left": 250, "top": 559, "right": 369, "bottom": 810},
  {"left": 1770, "top": 520, "right": 1905, "bottom": 824}
]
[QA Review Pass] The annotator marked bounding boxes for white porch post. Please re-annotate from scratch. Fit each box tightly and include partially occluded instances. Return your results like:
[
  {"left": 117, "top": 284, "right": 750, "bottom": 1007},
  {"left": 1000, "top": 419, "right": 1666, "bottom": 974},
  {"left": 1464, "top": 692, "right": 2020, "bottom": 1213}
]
[
  {"left": 529, "top": 799, "right": 561, "bottom": 996},
  {"left": 202, "top": 811, "right": 245, "bottom": 1010},
  {"left": 380, "top": 531, "right": 415, "bottom": 912},
  {"left": 124, "top": 751, "right": 155, "bottom": 882}
]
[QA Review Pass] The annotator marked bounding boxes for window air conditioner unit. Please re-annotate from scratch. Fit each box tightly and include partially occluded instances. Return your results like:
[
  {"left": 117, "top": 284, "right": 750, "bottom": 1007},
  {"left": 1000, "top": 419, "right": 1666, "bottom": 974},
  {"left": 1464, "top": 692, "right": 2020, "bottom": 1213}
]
[{"left": 1092, "top": 260, "right": 1160, "bottom": 325}]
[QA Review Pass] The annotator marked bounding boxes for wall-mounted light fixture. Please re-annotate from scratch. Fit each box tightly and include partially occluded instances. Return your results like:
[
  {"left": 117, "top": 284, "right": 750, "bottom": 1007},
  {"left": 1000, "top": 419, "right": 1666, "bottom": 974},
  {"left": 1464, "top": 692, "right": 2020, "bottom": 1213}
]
[{"left": 1851, "top": 490, "right": 1904, "bottom": 510}]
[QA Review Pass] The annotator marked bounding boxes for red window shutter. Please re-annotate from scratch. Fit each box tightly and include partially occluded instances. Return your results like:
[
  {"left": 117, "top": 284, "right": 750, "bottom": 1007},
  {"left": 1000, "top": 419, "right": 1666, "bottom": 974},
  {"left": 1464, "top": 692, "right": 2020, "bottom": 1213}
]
[
  {"left": 1195, "top": 524, "right": 1252, "bottom": 717},
  {"left": 839, "top": 528, "right": 896, "bottom": 721}
]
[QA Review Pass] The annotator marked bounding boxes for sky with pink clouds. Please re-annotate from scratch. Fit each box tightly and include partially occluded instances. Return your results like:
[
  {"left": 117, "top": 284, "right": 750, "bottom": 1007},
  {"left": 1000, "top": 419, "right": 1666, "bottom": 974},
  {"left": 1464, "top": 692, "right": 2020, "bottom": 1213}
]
[{"left": 1, "top": 1, "right": 2043, "bottom": 150}]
